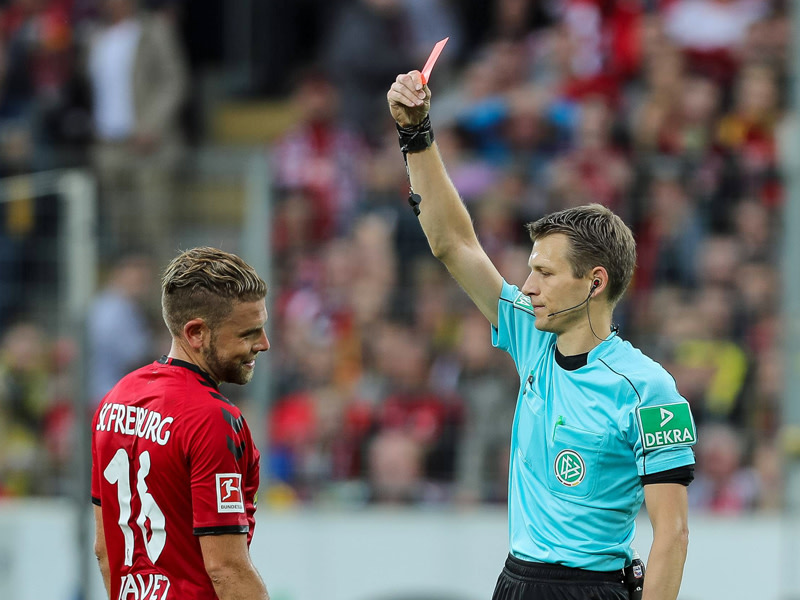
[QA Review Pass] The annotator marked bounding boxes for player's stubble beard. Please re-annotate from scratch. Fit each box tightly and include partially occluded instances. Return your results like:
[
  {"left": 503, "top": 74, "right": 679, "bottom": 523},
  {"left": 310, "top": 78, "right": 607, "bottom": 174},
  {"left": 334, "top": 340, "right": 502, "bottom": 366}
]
[{"left": 203, "top": 333, "right": 255, "bottom": 385}]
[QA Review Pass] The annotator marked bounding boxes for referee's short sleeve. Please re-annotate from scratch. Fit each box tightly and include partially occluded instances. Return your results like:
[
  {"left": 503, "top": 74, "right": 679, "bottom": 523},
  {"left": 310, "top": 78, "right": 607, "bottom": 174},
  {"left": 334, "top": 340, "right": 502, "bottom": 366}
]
[
  {"left": 626, "top": 368, "right": 697, "bottom": 477},
  {"left": 492, "top": 280, "right": 551, "bottom": 373}
]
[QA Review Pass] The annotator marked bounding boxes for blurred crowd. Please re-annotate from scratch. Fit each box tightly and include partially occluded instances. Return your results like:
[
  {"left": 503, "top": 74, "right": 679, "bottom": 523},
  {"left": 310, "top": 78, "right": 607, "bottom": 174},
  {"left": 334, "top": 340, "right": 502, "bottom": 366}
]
[{"left": 0, "top": 0, "right": 789, "bottom": 515}]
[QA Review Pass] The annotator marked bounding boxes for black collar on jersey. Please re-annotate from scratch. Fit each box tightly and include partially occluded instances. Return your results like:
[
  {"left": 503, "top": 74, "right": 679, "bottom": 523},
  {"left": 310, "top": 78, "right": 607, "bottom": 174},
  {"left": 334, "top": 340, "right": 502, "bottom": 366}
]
[
  {"left": 554, "top": 347, "right": 589, "bottom": 371},
  {"left": 158, "top": 355, "right": 219, "bottom": 389}
]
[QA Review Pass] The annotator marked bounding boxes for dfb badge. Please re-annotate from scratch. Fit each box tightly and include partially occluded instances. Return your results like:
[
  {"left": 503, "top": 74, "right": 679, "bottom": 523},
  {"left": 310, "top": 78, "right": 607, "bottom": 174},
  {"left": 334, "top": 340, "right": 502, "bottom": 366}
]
[{"left": 216, "top": 473, "right": 244, "bottom": 513}]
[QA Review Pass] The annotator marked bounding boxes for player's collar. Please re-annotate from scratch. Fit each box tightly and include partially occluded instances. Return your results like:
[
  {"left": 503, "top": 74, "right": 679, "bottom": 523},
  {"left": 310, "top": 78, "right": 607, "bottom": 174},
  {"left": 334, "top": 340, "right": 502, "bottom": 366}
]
[{"left": 158, "top": 355, "right": 219, "bottom": 389}]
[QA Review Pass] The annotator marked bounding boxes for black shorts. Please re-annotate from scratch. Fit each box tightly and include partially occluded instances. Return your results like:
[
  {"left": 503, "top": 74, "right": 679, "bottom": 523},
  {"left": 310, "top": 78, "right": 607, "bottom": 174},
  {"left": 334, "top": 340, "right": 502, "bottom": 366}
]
[{"left": 491, "top": 554, "right": 628, "bottom": 600}]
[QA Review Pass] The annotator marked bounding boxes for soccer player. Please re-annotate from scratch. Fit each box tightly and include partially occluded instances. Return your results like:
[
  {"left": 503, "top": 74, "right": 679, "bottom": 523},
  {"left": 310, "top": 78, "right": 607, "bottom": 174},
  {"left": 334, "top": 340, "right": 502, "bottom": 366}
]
[
  {"left": 387, "top": 73, "right": 696, "bottom": 600},
  {"left": 91, "top": 247, "right": 270, "bottom": 600}
]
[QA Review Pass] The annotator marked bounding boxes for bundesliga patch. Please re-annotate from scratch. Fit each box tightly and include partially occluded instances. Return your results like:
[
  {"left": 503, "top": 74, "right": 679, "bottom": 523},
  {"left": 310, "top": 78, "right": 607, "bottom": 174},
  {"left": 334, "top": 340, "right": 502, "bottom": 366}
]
[
  {"left": 554, "top": 449, "right": 586, "bottom": 487},
  {"left": 513, "top": 292, "right": 535, "bottom": 314},
  {"left": 216, "top": 473, "right": 244, "bottom": 513},
  {"left": 638, "top": 403, "right": 696, "bottom": 450}
]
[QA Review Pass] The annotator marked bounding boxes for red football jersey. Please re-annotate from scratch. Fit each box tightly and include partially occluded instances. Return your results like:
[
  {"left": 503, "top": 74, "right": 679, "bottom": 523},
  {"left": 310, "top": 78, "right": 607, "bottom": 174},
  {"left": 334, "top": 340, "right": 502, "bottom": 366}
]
[{"left": 91, "top": 356, "right": 260, "bottom": 600}]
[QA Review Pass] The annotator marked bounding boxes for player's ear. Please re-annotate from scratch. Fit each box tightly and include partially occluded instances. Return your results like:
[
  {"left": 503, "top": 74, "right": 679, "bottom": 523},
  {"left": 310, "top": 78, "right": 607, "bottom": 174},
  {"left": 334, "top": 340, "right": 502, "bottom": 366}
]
[{"left": 183, "top": 318, "right": 209, "bottom": 350}]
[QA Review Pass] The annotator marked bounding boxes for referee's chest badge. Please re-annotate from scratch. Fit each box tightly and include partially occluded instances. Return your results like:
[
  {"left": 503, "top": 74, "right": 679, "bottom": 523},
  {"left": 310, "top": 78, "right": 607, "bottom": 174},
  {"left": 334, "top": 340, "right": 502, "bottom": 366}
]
[{"left": 554, "top": 450, "right": 586, "bottom": 487}]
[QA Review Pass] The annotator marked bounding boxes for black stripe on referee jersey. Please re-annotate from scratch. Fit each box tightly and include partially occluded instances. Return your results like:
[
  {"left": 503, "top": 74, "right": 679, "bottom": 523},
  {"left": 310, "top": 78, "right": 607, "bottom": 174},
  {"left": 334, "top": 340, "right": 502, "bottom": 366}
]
[
  {"left": 193, "top": 525, "right": 249, "bottom": 536},
  {"left": 597, "top": 358, "right": 648, "bottom": 474},
  {"left": 92, "top": 496, "right": 101, "bottom": 506}
]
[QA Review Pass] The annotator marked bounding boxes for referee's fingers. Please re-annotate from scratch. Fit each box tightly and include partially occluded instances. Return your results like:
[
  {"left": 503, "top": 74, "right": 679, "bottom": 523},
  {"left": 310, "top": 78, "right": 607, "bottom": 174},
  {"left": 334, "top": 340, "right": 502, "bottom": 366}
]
[
  {"left": 399, "top": 70, "right": 424, "bottom": 91},
  {"left": 388, "top": 81, "right": 425, "bottom": 108}
]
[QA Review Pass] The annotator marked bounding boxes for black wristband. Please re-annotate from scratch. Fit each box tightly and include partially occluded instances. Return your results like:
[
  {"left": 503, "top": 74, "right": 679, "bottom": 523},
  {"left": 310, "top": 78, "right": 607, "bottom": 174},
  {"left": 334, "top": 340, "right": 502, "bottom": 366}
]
[{"left": 397, "top": 115, "right": 434, "bottom": 154}]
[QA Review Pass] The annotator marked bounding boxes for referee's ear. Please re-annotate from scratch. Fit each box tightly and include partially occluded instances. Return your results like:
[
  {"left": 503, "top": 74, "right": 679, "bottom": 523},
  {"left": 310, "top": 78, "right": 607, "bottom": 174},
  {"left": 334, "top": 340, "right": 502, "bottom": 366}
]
[
  {"left": 183, "top": 318, "right": 210, "bottom": 350},
  {"left": 589, "top": 267, "right": 609, "bottom": 298}
]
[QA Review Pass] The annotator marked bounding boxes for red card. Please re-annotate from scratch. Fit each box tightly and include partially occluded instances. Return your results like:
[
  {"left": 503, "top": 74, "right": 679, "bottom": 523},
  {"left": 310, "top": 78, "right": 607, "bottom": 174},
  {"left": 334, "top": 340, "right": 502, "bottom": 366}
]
[{"left": 420, "top": 37, "right": 449, "bottom": 85}]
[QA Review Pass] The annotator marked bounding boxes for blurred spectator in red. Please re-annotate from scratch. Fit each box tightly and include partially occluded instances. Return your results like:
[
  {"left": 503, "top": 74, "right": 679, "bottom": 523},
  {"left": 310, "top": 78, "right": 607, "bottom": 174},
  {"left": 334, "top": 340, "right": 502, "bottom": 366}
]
[
  {"left": 549, "top": 97, "right": 632, "bottom": 212},
  {"left": 630, "top": 43, "right": 684, "bottom": 150},
  {"left": 273, "top": 68, "right": 368, "bottom": 243},
  {"left": 664, "top": 0, "right": 767, "bottom": 84},
  {"left": 717, "top": 62, "right": 783, "bottom": 206},
  {"left": 87, "top": 0, "right": 187, "bottom": 259},
  {"left": 371, "top": 323, "right": 462, "bottom": 498},
  {"left": 0, "top": 0, "right": 74, "bottom": 103},
  {"left": 640, "top": 72, "right": 722, "bottom": 159},
  {"left": 550, "top": 0, "right": 648, "bottom": 103},
  {"left": 0, "top": 0, "right": 89, "bottom": 173},
  {"left": 634, "top": 170, "right": 704, "bottom": 294},
  {"left": 268, "top": 321, "right": 371, "bottom": 500}
]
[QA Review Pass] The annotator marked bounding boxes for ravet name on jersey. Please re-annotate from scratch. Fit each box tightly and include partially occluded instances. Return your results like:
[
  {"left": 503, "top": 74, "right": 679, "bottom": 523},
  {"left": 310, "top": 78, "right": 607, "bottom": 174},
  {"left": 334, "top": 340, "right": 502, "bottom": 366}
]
[
  {"left": 118, "top": 573, "right": 171, "bottom": 600},
  {"left": 96, "top": 403, "right": 173, "bottom": 446}
]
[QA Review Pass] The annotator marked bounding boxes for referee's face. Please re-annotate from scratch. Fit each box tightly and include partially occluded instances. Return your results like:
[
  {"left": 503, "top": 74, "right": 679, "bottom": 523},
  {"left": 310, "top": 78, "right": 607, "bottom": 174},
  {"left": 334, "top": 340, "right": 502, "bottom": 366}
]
[
  {"left": 203, "top": 299, "right": 270, "bottom": 385},
  {"left": 522, "top": 234, "right": 593, "bottom": 334}
]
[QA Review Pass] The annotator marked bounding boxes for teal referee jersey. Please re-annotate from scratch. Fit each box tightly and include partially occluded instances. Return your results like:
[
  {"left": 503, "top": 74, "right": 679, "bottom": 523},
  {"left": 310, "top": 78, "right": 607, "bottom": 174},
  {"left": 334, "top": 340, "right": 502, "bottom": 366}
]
[{"left": 492, "top": 280, "right": 696, "bottom": 571}]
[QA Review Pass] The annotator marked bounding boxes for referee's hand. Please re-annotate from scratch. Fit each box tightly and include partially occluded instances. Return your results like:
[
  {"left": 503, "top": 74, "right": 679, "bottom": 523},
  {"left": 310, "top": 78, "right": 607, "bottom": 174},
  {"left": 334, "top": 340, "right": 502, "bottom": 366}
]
[{"left": 387, "top": 71, "right": 431, "bottom": 128}]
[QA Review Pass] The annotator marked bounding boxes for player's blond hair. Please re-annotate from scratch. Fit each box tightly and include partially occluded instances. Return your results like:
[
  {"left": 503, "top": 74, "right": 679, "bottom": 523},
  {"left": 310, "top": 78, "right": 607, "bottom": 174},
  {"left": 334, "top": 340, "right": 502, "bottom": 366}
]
[
  {"left": 526, "top": 204, "right": 636, "bottom": 305},
  {"left": 161, "top": 247, "right": 267, "bottom": 336}
]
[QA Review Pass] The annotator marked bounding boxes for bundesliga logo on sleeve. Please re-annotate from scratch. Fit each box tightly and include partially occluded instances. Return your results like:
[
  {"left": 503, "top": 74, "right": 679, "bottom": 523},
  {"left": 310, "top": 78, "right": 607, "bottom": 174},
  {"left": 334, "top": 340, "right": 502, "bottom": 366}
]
[{"left": 216, "top": 473, "right": 244, "bottom": 513}]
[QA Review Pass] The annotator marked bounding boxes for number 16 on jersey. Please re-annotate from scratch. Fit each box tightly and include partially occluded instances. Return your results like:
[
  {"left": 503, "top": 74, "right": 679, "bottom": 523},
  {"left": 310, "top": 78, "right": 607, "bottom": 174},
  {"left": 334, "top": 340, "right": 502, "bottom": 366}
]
[{"left": 103, "top": 448, "right": 167, "bottom": 565}]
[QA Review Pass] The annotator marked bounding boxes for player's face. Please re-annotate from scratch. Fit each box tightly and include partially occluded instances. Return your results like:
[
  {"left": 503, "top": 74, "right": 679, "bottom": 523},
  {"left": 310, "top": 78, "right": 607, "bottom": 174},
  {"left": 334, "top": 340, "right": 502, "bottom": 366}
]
[
  {"left": 203, "top": 299, "right": 269, "bottom": 385},
  {"left": 521, "top": 234, "right": 594, "bottom": 334}
]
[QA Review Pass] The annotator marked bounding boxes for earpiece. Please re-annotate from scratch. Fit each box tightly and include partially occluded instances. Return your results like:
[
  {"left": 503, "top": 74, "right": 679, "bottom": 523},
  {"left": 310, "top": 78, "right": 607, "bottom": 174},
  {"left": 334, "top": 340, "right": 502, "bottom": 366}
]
[{"left": 592, "top": 279, "right": 600, "bottom": 290}]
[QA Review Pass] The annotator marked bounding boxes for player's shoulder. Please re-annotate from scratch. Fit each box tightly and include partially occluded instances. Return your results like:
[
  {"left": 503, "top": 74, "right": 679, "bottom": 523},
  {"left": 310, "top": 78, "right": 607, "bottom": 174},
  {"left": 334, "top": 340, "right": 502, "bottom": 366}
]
[
  {"left": 181, "top": 387, "right": 250, "bottom": 458},
  {"left": 98, "top": 360, "right": 163, "bottom": 405},
  {"left": 171, "top": 370, "right": 245, "bottom": 428},
  {"left": 597, "top": 339, "right": 681, "bottom": 404}
]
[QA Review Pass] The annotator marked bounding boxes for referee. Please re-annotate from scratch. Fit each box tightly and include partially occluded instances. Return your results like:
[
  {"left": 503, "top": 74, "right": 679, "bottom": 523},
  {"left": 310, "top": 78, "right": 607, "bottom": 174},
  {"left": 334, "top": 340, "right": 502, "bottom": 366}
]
[{"left": 387, "top": 72, "right": 696, "bottom": 600}]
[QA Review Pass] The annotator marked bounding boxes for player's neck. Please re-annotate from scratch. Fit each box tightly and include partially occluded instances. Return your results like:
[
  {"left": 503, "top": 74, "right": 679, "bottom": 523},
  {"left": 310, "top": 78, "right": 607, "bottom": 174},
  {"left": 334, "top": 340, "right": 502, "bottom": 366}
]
[{"left": 167, "top": 340, "right": 218, "bottom": 384}]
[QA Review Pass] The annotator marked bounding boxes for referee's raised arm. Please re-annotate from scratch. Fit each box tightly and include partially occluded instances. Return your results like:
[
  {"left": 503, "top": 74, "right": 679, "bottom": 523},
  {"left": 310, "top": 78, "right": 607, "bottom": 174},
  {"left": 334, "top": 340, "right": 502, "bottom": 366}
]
[{"left": 387, "top": 71, "right": 503, "bottom": 327}]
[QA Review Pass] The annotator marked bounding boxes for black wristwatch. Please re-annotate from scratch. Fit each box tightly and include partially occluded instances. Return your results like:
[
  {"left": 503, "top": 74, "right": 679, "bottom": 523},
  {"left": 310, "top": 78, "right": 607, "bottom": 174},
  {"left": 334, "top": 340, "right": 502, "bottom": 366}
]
[{"left": 397, "top": 115, "right": 435, "bottom": 154}]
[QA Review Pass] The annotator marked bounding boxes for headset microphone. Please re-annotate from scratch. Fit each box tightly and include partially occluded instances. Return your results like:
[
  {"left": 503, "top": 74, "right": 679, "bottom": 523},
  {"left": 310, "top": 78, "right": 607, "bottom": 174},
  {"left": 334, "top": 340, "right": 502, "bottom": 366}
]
[{"left": 547, "top": 280, "right": 600, "bottom": 318}]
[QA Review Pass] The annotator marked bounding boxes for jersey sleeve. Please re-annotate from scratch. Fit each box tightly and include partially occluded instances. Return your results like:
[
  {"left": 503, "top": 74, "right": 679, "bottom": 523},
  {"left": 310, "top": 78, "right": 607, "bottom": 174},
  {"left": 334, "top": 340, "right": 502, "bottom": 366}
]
[
  {"left": 623, "top": 369, "right": 697, "bottom": 477},
  {"left": 182, "top": 402, "right": 258, "bottom": 536},
  {"left": 491, "top": 279, "right": 552, "bottom": 374}
]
